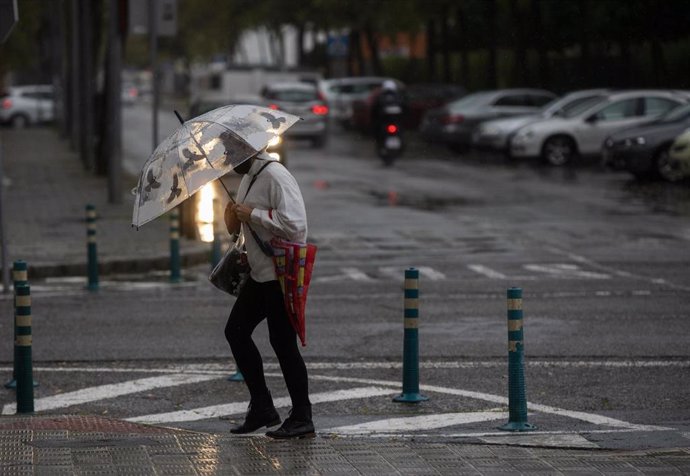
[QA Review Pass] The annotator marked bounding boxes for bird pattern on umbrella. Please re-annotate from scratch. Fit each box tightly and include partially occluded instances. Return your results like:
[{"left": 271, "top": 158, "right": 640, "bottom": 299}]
[{"left": 132, "top": 104, "right": 301, "bottom": 228}]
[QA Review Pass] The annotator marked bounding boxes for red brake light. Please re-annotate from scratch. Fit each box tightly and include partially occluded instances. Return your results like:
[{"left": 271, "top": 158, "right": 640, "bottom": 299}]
[
  {"left": 441, "top": 114, "right": 464, "bottom": 125},
  {"left": 1, "top": 98, "right": 11, "bottom": 110},
  {"left": 386, "top": 124, "right": 398, "bottom": 134},
  {"left": 268, "top": 104, "right": 279, "bottom": 110},
  {"left": 312, "top": 104, "right": 328, "bottom": 115}
]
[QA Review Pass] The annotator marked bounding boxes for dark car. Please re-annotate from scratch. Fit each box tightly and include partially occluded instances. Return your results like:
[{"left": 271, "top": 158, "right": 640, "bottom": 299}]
[
  {"left": 602, "top": 103, "right": 690, "bottom": 182},
  {"left": 403, "top": 83, "right": 465, "bottom": 130},
  {"left": 419, "top": 88, "right": 556, "bottom": 153}
]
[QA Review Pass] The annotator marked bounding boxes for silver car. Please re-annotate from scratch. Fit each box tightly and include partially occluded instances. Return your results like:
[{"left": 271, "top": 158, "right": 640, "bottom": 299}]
[
  {"left": 510, "top": 90, "right": 689, "bottom": 166},
  {"left": 419, "top": 89, "right": 556, "bottom": 153},
  {"left": 262, "top": 82, "right": 329, "bottom": 148},
  {"left": 0, "top": 85, "right": 54, "bottom": 128},
  {"left": 472, "top": 89, "right": 610, "bottom": 153}
]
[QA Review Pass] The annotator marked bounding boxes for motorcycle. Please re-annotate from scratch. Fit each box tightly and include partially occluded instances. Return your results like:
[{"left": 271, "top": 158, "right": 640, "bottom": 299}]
[{"left": 375, "top": 104, "right": 404, "bottom": 166}]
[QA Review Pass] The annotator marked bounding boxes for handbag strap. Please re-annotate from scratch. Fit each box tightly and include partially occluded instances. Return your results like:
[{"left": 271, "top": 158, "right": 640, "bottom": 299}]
[{"left": 240, "top": 160, "right": 274, "bottom": 257}]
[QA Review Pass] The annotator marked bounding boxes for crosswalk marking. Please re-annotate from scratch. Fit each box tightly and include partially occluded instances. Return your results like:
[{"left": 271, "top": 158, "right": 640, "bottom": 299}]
[
  {"left": 341, "top": 267, "right": 375, "bottom": 281},
  {"left": 127, "top": 386, "right": 397, "bottom": 424},
  {"left": 326, "top": 411, "right": 507, "bottom": 434},
  {"left": 467, "top": 264, "right": 508, "bottom": 279},
  {"left": 1, "top": 373, "right": 219, "bottom": 415}
]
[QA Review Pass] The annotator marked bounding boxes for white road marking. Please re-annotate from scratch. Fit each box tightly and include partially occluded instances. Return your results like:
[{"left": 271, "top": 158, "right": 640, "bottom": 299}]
[
  {"left": 417, "top": 266, "right": 446, "bottom": 281},
  {"left": 126, "top": 386, "right": 397, "bottom": 424},
  {"left": 523, "top": 263, "right": 610, "bottom": 280},
  {"left": 1, "top": 373, "right": 219, "bottom": 415},
  {"left": 1, "top": 359, "right": 688, "bottom": 377},
  {"left": 467, "top": 264, "right": 508, "bottom": 279},
  {"left": 327, "top": 411, "right": 507, "bottom": 434},
  {"left": 341, "top": 267, "right": 375, "bottom": 281},
  {"left": 544, "top": 245, "right": 690, "bottom": 291},
  {"left": 303, "top": 374, "right": 673, "bottom": 432},
  {"left": 378, "top": 266, "right": 446, "bottom": 281}
]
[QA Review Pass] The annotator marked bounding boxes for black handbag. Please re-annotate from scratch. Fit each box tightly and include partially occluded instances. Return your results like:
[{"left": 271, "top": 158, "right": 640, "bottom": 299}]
[
  {"left": 208, "top": 160, "right": 273, "bottom": 296},
  {"left": 209, "top": 236, "right": 250, "bottom": 296}
]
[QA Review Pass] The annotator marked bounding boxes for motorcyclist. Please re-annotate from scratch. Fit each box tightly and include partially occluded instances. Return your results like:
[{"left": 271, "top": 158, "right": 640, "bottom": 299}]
[{"left": 371, "top": 80, "right": 405, "bottom": 136}]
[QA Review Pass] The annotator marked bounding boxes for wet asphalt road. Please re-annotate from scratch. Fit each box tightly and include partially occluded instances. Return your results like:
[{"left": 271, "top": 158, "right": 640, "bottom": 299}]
[{"left": 1, "top": 107, "right": 689, "bottom": 450}]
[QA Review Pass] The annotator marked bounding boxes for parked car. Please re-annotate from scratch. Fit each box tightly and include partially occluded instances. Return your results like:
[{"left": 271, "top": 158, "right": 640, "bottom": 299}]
[
  {"left": 261, "top": 82, "right": 329, "bottom": 148},
  {"left": 318, "top": 76, "right": 401, "bottom": 128},
  {"left": 602, "top": 103, "right": 690, "bottom": 182},
  {"left": 0, "top": 85, "right": 54, "bottom": 128},
  {"left": 510, "top": 90, "right": 689, "bottom": 166},
  {"left": 419, "top": 89, "right": 556, "bottom": 153},
  {"left": 668, "top": 128, "right": 690, "bottom": 180},
  {"left": 472, "top": 89, "right": 610, "bottom": 153}
]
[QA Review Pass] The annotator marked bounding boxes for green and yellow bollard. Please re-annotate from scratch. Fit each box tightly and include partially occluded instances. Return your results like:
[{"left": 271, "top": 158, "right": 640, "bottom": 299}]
[
  {"left": 499, "top": 287, "right": 536, "bottom": 431},
  {"left": 393, "top": 268, "right": 428, "bottom": 403},
  {"left": 15, "top": 283, "right": 34, "bottom": 413},
  {"left": 86, "top": 205, "right": 99, "bottom": 291},
  {"left": 5, "top": 260, "right": 28, "bottom": 389},
  {"left": 170, "top": 208, "right": 181, "bottom": 283}
]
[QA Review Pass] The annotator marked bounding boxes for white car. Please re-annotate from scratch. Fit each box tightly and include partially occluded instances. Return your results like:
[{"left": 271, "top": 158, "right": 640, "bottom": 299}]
[
  {"left": 473, "top": 89, "right": 610, "bottom": 153},
  {"left": 668, "top": 128, "right": 690, "bottom": 179},
  {"left": 0, "top": 85, "right": 55, "bottom": 128},
  {"left": 510, "top": 90, "right": 689, "bottom": 165},
  {"left": 318, "top": 76, "right": 401, "bottom": 127}
]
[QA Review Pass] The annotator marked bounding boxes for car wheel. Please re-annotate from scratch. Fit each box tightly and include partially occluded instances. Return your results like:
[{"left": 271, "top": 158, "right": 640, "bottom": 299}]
[
  {"left": 542, "top": 135, "right": 577, "bottom": 166},
  {"left": 655, "top": 147, "right": 684, "bottom": 183},
  {"left": 10, "top": 114, "right": 30, "bottom": 129}
]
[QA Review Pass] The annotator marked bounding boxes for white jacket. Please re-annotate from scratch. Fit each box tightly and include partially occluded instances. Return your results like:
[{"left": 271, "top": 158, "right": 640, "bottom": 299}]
[{"left": 237, "top": 155, "right": 308, "bottom": 282}]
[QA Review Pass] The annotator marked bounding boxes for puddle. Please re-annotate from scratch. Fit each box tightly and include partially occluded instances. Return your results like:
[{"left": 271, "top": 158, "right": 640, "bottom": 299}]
[
  {"left": 618, "top": 180, "right": 690, "bottom": 217},
  {"left": 369, "top": 190, "right": 478, "bottom": 211}
]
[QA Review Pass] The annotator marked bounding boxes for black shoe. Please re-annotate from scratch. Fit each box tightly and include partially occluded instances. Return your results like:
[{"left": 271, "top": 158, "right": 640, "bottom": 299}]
[
  {"left": 230, "top": 399, "right": 281, "bottom": 434},
  {"left": 266, "top": 406, "right": 315, "bottom": 439}
]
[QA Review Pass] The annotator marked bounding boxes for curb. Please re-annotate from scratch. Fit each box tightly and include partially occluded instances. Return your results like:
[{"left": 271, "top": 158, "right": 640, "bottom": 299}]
[{"left": 11, "top": 249, "right": 211, "bottom": 280}]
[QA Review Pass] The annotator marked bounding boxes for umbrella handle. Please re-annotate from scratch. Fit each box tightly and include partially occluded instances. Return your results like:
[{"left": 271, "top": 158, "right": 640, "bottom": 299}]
[
  {"left": 174, "top": 109, "right": 235, "bottom": 203},
  {"left": 174, "top": 110, "right": 185, "bottom": 124}
]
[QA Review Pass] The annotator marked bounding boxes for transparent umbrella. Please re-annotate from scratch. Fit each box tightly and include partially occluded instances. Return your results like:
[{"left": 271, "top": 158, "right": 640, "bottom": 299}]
[{"left": 132, "top": 104, "right": 300, "bottom": 228}]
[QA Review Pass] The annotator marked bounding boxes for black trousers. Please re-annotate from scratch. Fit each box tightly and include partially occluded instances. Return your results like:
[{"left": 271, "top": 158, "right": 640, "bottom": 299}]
[{"left": 225, "top": 278, "right": 310, "bottom": 408}]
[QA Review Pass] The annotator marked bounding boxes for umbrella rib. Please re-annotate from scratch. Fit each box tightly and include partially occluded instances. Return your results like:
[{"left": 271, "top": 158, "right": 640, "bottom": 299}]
[{"left": 180, "top": 121, "right": 236, "bottom": 202}]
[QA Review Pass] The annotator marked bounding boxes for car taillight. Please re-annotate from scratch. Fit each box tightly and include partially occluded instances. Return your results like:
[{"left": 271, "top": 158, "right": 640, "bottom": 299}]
[
  {"left": 1, "top": 98, "right": 11, "bottom": 110},
  {"left": 386, "top": 124, "right": 398, "bottom": 134},
  {"left": 441, "top": 114, "right": 464, "bottom": 125},
  {"left": 268, "top": 104, "right": 279, "bottom": 110},
  {"left": 312, "top": 104, "right": 328, "bottom": 115}
]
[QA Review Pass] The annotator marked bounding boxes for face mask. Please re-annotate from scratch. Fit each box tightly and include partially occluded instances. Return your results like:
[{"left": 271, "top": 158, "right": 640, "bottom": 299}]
[{"left": 234, "top": 157, "right": 253, "bottom": 175}]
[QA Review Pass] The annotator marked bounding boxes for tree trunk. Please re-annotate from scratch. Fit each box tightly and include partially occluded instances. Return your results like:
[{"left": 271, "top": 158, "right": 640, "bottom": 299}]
[
  {"left": 510, "top": 0, "right": 527, "bottom": 86},
  {"left": 486, "top": 0, "right": 498, "bottom": 88},
  {"left": 296, "top": 24, "right": 305, "bottom": 66},
  {"left": 363, "top": 22, "right": 381, "bottom": 76},
  {"left": 426, "top": 18, "right": 436, "bottom": 82},
  {"left": 348, "top": 28, "right": 364, "bottom": 76},
  {"left": 531, "top": 0, "right": 550, "bottom": 88},
  {"left": 456, "top": 6, "right": 469, "bottom": 88},
  {"left": 650, "top": 38, "right": 667, "bottom": 87},
  {"left": 577, "top": 0, "right": 592, "bottom": 87},
  {"left": 440, "top": 4, "right": 451, "bottom": 82},
  {"left": 619, "top": 39, "right": 631, "bottom": 88}
]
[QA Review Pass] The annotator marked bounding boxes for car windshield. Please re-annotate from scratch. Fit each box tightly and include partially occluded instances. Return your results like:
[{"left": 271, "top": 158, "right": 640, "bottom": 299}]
[
  {"left": 448, "top": 92, "right": 493, "bottom": 111},
  {"left": 266, "top": 89, "right": 317, "bottom": 102},
  {"left": 562, "top": 96, "right": 607, "bottom": 118},
  {"left": 659, "top": 103, "right": 690, "bottom": 122}
]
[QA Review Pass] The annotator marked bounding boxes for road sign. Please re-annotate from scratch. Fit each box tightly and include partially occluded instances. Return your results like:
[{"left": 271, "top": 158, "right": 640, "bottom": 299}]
[
  {"left": 128, "top": 0, "right": 177, "bottom": 36},
  {"left": 0, "top": 0, "right": 18, "bottom": 43}
]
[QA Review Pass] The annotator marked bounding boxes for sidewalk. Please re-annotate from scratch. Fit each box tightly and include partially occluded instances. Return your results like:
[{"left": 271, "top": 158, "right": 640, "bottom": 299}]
[
  {"left": 0, "top": 128, "right": 210, "bottom": 279},
  {"left": 0, "top": 415, "right": 689, "bottom": 475}
]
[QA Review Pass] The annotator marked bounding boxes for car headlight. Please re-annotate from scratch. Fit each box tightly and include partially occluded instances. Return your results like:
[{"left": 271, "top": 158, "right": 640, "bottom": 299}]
[
  {"left": 623, "top": 136, "right": 646, "bottom": 147},
  {"left": 480, "top": 125, "right": 501, "bottom": 136}
]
